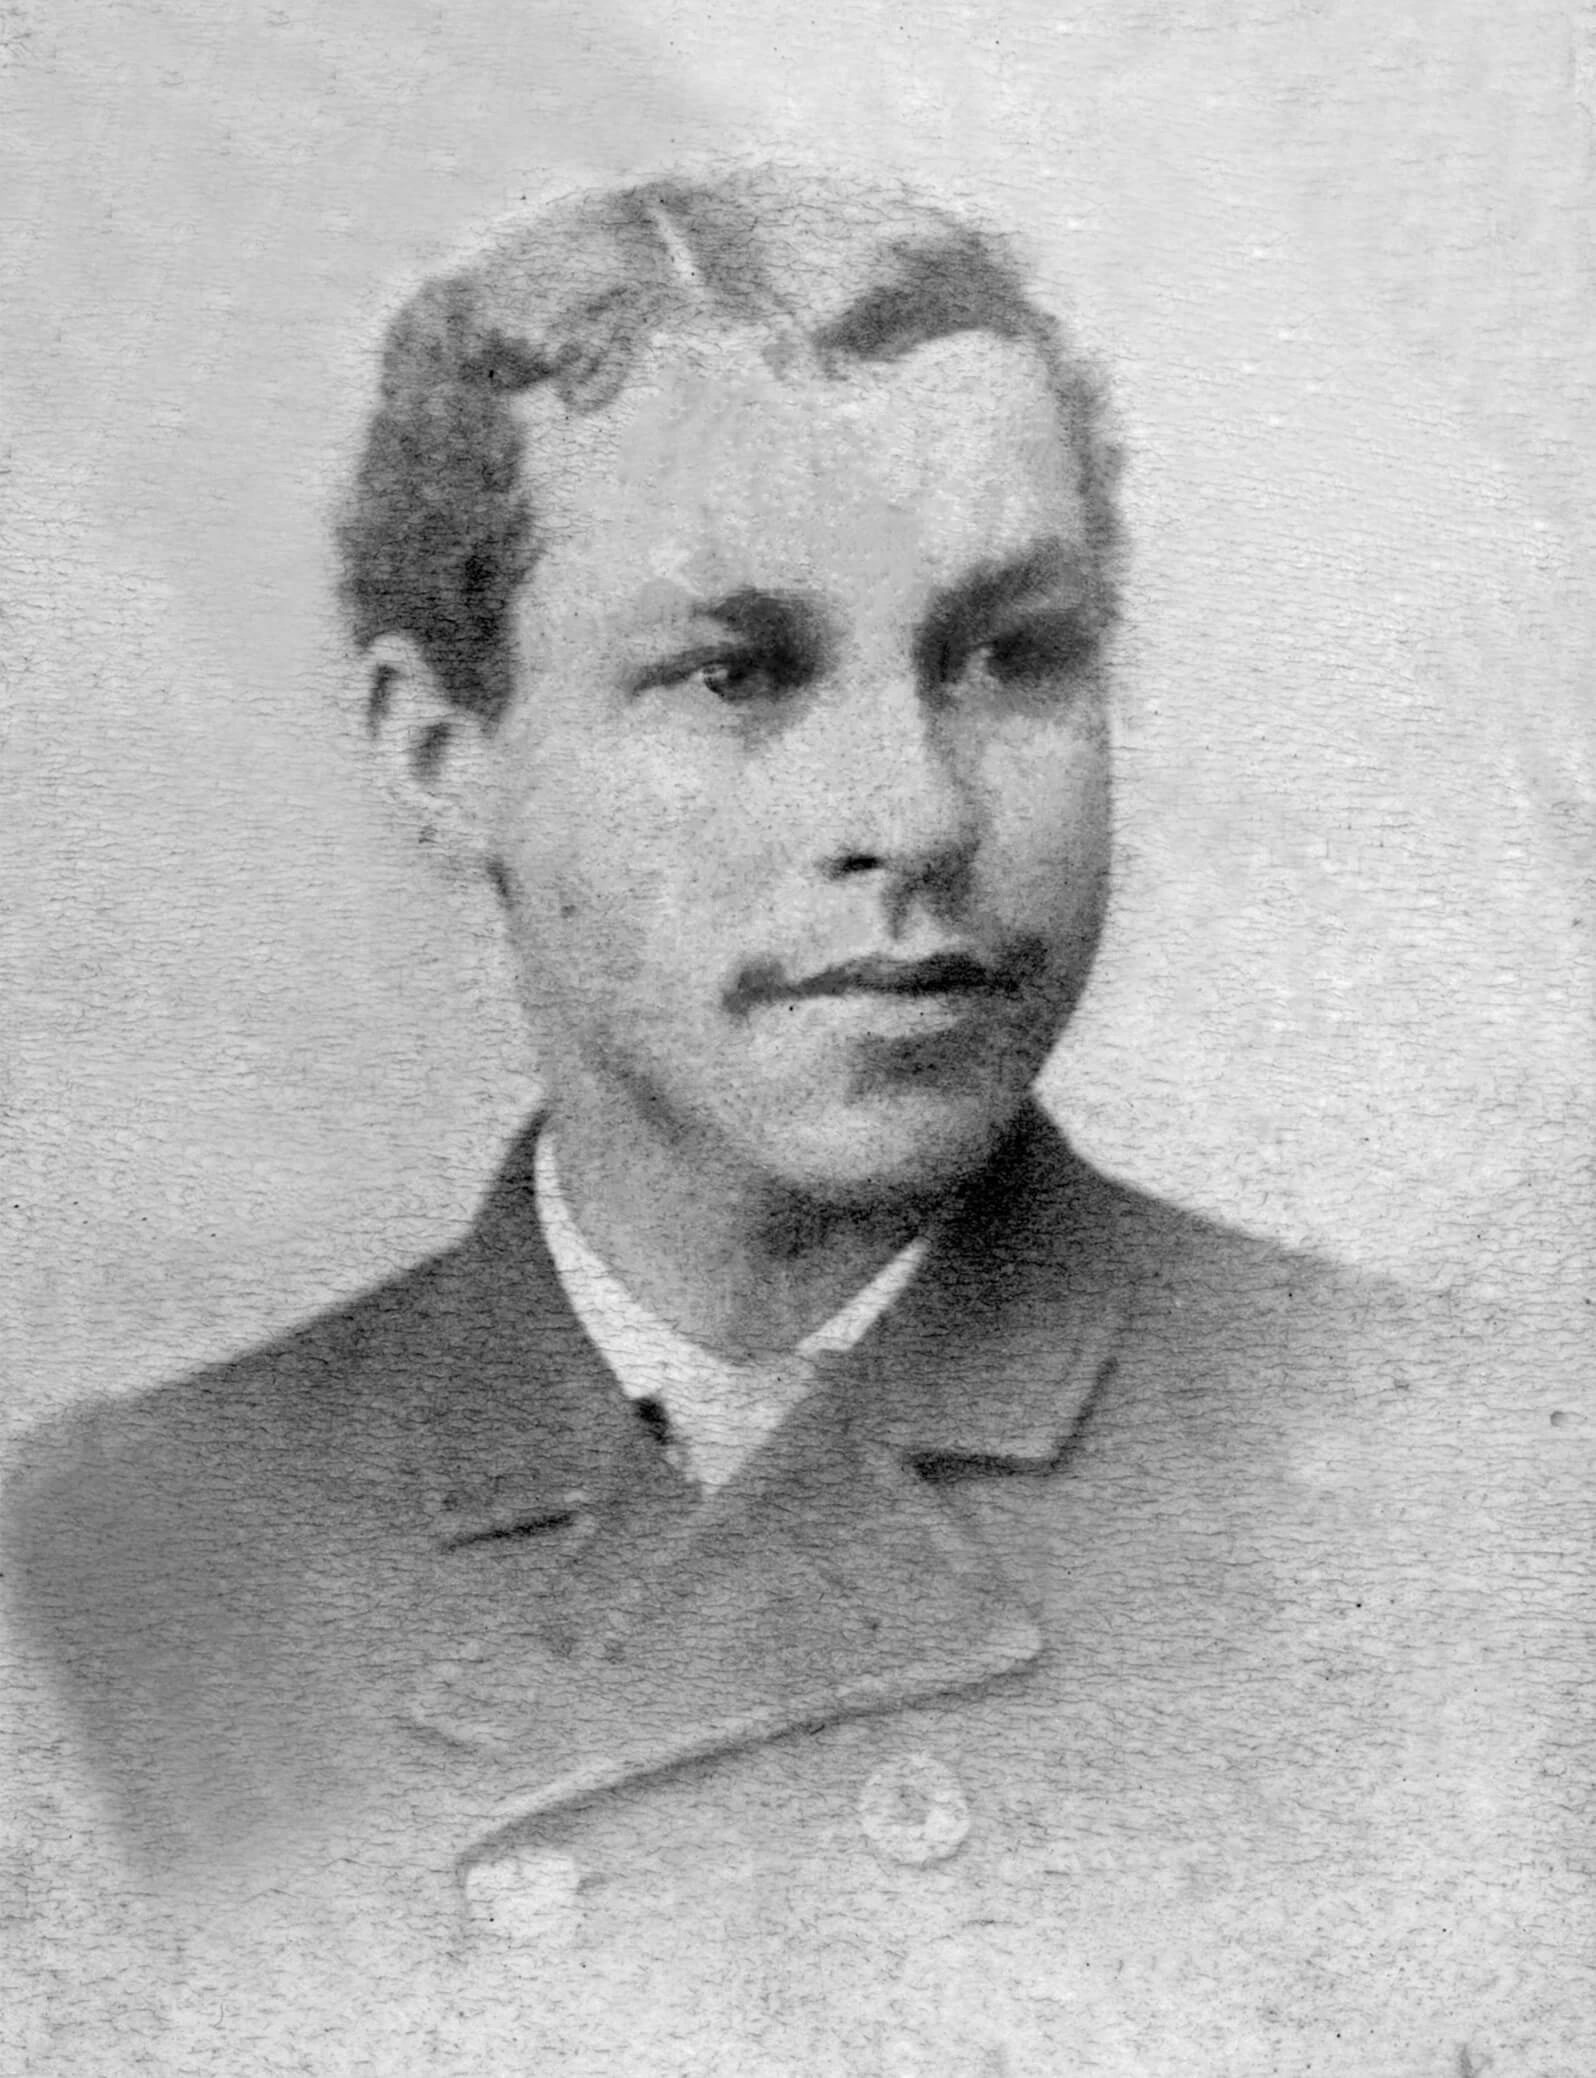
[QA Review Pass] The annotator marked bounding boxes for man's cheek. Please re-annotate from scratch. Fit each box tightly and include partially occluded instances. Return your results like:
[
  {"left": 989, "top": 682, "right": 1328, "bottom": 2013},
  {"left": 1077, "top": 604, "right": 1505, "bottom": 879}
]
[
  {"left": 986, "top": 811, "right": 1104, "bottom": 925},
  {"left": 547, "top": 853, "right": 681, "bottom": 1005}
]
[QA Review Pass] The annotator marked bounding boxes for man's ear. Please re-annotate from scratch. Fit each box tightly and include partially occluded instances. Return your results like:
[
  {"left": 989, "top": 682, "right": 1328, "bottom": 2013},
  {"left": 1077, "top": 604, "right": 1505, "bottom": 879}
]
[{"left": 359, "top": 634, "right": 496, "bottom": 861}]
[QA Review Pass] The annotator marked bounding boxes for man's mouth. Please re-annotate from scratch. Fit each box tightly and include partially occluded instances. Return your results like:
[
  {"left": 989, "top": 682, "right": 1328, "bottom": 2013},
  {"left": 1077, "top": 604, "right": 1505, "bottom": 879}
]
[
  {"left": 727, "top": 941, "right": 1047, "bottom": 1015},
  {"left": 784, "top": 951, "right": 1011, "bottom": 999}
]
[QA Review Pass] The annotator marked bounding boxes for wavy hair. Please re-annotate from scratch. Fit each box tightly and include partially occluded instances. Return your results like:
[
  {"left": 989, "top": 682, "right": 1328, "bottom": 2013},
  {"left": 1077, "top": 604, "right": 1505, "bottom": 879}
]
[{"left": 337, "top": 167, "right": 1124, "bottom": 727}]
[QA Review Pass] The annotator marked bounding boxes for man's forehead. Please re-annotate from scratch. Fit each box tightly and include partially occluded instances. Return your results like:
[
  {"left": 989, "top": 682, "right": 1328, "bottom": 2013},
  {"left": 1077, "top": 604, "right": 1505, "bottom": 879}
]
[{"left": 518, "top": 328, "right": 1082, "bottom": 618}]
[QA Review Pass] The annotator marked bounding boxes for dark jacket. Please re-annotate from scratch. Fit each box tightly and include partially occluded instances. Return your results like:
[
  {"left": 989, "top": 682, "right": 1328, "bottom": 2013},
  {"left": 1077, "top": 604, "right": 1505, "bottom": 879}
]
[{"left": 3, "top": 1109, "right": 1587, "bottom": 2076}]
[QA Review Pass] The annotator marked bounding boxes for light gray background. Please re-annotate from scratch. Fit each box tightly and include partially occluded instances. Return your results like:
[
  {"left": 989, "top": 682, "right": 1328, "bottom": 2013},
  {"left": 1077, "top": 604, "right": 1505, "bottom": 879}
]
[{"left": 2, "top": 0, "right": 1591, "bottom": 1430}]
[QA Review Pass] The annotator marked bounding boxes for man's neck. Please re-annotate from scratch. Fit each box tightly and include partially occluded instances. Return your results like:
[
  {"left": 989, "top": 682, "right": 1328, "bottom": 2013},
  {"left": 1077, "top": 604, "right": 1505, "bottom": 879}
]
[{"left": 541, "top": 1095, "right": 936, "bottom": 1360}]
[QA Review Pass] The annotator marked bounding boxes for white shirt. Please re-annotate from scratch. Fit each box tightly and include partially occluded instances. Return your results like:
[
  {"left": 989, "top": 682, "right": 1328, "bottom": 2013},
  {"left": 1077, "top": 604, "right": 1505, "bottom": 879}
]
[{"left": 534, "top": 1134, "right": 931, "bottom": 1493}]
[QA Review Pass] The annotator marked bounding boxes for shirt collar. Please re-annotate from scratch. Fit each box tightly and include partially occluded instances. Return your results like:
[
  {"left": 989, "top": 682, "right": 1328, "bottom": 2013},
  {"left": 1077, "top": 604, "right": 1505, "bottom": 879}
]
[{"left": 533, "top": 1131, "right": 932, "bottom": 1489}]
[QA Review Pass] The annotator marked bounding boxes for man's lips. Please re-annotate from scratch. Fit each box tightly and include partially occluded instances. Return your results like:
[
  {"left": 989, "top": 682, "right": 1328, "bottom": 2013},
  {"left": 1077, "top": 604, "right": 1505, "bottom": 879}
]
[
  {"left": 726, "top": 942, "right": 1047, "bottom": 1015},
  {"left": 786, "top": 951, "right": 1010, "bottom": 999}
]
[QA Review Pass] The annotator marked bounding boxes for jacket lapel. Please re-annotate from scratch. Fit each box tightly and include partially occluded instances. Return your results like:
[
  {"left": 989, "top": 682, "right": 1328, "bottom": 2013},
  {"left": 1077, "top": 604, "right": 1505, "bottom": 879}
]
[{"left": 397, "top": 1106, "right": 1132, "bottom": 1856}]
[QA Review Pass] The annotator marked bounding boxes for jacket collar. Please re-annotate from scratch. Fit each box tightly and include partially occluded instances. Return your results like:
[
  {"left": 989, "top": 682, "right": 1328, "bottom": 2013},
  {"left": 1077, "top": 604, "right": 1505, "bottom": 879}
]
[
  {"left": 423, "top": 1099, "right": 1128, "bottom": 1515},
  {"left": 846, "top": 1098, "right": 1132, "bottom": 1464},
  {"left": 398, "top": 1102, "right": 1136, "bottom": 1864}
]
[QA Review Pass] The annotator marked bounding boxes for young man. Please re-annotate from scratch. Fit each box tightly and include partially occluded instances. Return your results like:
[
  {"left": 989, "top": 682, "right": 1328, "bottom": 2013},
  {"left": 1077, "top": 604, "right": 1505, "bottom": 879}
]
[{"left": 4, "top": 169, "right": 1586, "bottom": 2076}]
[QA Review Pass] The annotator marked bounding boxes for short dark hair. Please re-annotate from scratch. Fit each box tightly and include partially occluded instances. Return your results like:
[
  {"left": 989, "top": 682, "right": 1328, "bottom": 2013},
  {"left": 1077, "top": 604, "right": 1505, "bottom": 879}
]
[{"left": 336, "top": 167, "right": 1125, "bottom": 727}]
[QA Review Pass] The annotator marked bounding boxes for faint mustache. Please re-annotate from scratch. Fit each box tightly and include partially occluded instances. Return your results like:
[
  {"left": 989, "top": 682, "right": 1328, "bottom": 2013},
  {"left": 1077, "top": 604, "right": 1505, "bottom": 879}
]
[{"left": 726, "top": 940, "right": 1050, "bottom": 1016}]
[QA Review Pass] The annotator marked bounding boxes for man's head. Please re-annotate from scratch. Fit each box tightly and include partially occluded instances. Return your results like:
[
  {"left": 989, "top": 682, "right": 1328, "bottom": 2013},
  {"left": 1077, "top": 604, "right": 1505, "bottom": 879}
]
[{"left": 341, "top": 166, "right": 1125, "bottom": 1206}]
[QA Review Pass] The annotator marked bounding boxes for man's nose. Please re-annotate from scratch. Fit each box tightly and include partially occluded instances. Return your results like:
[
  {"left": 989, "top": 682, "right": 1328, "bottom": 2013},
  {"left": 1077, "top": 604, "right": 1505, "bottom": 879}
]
[{"left": 798, "top": 675, "right": 981, "bottom": 892}]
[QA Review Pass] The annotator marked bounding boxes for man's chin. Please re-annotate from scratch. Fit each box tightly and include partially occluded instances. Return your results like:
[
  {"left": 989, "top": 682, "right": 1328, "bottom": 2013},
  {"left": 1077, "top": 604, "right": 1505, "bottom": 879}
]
[{"left": 748, "top": 1085, "right": 1028, "bottom": 1212}]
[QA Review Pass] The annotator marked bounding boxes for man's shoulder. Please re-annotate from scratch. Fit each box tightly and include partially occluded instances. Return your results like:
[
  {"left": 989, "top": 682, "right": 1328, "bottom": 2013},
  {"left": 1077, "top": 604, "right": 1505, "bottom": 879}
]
[
  {"left": 1077, "top": 1157, "right": 1571, "bottom": 1543},
  {"left": 1107, "top": 1172, "right": 1480, "bottom": 1410},
  {"left": 0, "top": 1243, "right": 487, "bottom": 1665},
  {"left": 1019, "top": 1132, "right": 1415, "bottom": 1382},
  {"left": 1115, "top": 1178, "right": 1410, "bottom": 1370},
  {"left": 9, "top": 1245, "right": 459, "bottom": 1502}
]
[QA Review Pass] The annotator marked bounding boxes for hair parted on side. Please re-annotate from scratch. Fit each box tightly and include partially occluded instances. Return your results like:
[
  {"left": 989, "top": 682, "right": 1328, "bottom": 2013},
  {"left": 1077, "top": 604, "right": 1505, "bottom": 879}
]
[{"left": 337, "top": 166, "right": 1125, "bottom": 728}]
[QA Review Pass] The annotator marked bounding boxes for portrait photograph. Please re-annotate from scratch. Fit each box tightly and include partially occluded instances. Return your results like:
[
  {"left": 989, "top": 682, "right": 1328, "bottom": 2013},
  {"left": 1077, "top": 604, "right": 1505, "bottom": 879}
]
[{"left": 2, "top": 4, "right": 1591, "bottom": 2074}]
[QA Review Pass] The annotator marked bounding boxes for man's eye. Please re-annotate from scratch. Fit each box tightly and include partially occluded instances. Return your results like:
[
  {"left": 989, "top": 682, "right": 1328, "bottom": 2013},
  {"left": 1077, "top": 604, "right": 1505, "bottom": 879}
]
[
  {"left": 971, "top": 612, "right": 1097, "bottom": 688},
  {"left": 695, "top": 655, "right": 778, "bottom": 704},
  {"left": 642, "top": 651, "right": 789, "bottom": 707}
]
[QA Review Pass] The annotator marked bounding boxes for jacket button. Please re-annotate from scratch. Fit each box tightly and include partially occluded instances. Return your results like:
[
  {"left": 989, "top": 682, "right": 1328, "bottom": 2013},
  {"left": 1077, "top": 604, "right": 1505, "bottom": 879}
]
[
  {"left": 461, "top": 1850, "right": 581, "bottom": 1945},
  {"left": 858, "top": 1753, "right": 971, "bottom": 1867}
]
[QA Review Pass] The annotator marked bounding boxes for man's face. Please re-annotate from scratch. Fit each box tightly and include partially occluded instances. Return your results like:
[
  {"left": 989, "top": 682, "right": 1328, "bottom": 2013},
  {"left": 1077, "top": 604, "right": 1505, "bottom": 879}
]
[{"left": 481, "top": 326, "right": 1111, "bottom": 1203}]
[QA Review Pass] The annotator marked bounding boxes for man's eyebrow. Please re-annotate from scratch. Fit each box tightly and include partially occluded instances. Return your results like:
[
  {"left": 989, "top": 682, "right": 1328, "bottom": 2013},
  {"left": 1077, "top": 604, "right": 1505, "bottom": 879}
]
[
  {"left": 678, "top": 586, "right": 822, "bottom": 645},
  {"left": 915, "top": 538, "right": 1089, "bottom": 676}
]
